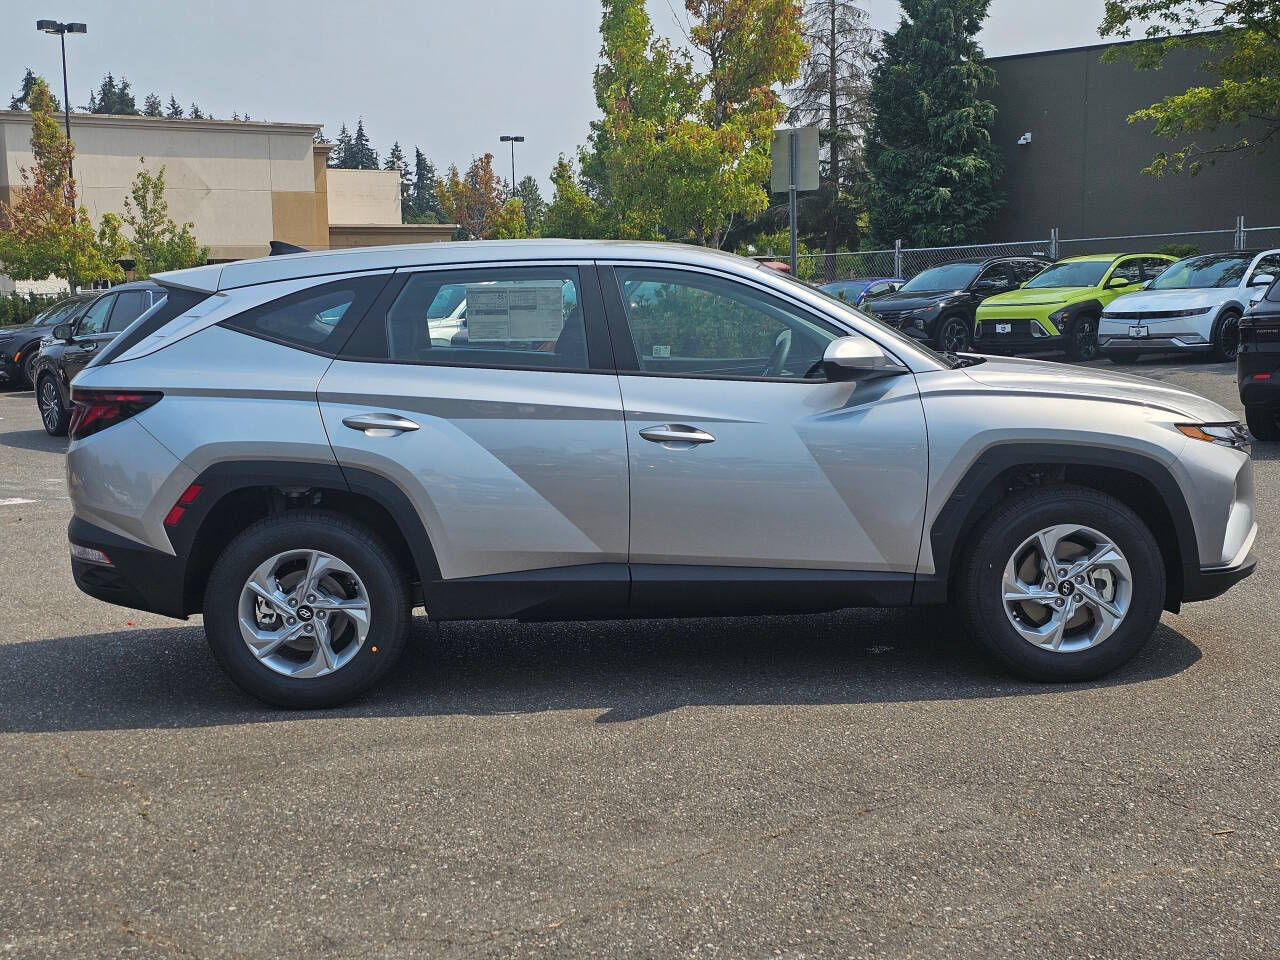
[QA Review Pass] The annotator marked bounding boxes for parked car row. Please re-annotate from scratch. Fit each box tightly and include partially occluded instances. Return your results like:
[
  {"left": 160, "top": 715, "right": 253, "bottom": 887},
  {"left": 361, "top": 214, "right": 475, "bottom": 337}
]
[{"left": 822, "top": 248, "right": 1280, "bottom": 365}]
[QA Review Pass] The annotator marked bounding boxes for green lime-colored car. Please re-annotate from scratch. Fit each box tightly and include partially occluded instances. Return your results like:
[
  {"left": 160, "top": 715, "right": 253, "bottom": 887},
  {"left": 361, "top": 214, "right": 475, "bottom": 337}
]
[{"left": 974, "top": 253, "right": 1176, "bottom": 360}]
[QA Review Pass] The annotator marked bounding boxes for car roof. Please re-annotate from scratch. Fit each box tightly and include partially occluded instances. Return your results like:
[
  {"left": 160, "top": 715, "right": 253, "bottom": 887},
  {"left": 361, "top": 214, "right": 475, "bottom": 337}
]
[{"left": 154, "top": 239, "right": 769, "bottom": 293}]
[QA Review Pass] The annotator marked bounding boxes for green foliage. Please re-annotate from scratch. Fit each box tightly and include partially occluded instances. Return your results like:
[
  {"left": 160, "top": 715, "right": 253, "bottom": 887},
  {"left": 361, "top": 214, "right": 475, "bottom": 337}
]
[
  {"left": 0, "top": 76, "right": 121, "bottom": 288},
  {"left": 487, "top": 199, "right": 529, "bottom": 239},
  {"left": 115, "top": 159, "right": 209, "bottom": 277},
  {"left": 1154, "top": 242, "right": 1201, "bottom": 258},
  {"left": 622, "top": 276, "right": 786, "bottom": 358},
  {"left": 404, "top": 148, "right": 443, "bottom": 224},
  {"left": 1100, "top": 1, "right": 1280, "bottom": 175},
  {"left": 188, "top": 103, "right": 205, "bottom": 120},
  {"left": 542, "top": 156, "right": 610, "bottom": 239},
  {"left": 142, "top": 93, "right": 163, "bottom": 117},
  {"left": 864, "top": 0, "right": 1003, "bottom": 246},
  {"left": 513, "top": 176, "right": 546, "bottom": 233},
  {"left": 350, "top": 119, "right": 378, "bottom": 169},
  {"left": 384, "top": 142, "right": 412, "bottom": 219},
  {"left": 87, "top": 73, "right": 138, "bottom": 115},
  {"left": 0, "top": 293, "right": 60, "bottom": 327},
  {"left": 166, "top": 95, "right": 184, "bottom": 119},
  {"left": 10, "top": 68, "right": 59, "bottom": 112}
]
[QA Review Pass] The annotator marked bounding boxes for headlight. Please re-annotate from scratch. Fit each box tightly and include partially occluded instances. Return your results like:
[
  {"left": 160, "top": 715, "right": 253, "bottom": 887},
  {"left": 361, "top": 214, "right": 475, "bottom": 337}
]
[
  {"left": 1049, "top": 308, "right": 1071, "bottom": 324},
  {"left": 918, "top": 303, "right": 942, "bottom": 317},
  {"left": 1177, "top": 422, "right": 1250, "bottom": 451}
]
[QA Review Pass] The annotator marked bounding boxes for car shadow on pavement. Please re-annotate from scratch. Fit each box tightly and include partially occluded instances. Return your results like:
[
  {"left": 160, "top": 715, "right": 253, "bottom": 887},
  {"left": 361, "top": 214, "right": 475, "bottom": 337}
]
[
  {"left": 0, "top": 607, "right": 1202, "bottom": 732},
  {"left": 0, "top": 427, "right": 66, "bottom": 454}
]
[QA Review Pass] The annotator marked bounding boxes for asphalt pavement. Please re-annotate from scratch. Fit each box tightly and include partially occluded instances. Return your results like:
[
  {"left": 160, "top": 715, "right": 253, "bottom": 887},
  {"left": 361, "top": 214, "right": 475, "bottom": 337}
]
[{"left": 0, "top": 358, "right": 1277, "bottom": 959}]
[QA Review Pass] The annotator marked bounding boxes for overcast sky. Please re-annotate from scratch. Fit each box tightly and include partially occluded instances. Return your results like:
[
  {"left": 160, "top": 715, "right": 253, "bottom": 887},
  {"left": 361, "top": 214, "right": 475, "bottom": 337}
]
[{"left": 2, "top": 0, "right": 1110, "bottom": 190}]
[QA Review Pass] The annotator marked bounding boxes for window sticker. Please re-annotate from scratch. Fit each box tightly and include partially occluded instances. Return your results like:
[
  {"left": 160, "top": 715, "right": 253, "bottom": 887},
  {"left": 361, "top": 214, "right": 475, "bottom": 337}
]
[
  {"left": 651, "top": 345, "right": 672, "bottom": 358},
  {"left": 465, "top": 283, "right": 565, "bottom": 341}
]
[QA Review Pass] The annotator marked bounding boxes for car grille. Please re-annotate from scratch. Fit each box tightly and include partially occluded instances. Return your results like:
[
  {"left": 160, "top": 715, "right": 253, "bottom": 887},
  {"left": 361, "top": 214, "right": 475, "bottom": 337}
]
[
  {"left": 976, "top": 319, "right": 1036, "bottom": 338},
  {"left": 1104, "top": 308, "right": 1208, "bottom": 321},
  {"left": 871, "top": 309, "right": 907, "bottom": 326}
]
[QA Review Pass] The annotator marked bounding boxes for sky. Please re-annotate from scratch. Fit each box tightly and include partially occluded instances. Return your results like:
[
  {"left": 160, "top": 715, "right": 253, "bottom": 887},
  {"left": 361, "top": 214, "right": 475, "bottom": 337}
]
[{"left": 1, "top": 0, "right": 1112, "bottom": 191}]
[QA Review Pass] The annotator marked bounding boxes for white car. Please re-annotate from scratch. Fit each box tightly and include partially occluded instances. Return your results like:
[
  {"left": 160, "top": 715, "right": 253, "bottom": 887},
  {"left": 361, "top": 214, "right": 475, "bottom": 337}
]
[{"left": 1098, "top": 249, "right": 1280, "bottom": 362}]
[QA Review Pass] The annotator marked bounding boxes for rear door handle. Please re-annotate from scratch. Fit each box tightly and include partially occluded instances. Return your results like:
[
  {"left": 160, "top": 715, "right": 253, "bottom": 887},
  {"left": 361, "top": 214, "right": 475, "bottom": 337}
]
[
  {"left": 638, "top": 424, "right": 716, "bottom": 445},
  {"left": 342, "top": 413, "right": 420, "bottom": 437}
]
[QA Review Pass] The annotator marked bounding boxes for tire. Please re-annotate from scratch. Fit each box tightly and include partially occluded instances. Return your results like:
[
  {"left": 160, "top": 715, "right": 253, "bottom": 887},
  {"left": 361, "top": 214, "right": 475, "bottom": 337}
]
[
  {"left": 1245, "top": 405, "right": 1280, "bottom": 441},
  {"left": 37, "top": 375, "right": 68, "bottom": 436},
  {"left": 1066, "top": 314, "right": 1099, "bottom": 361},
  {"left": 938, "top": 315, "right": 972, "bottom": 353},
  {"left": 203, "top": 510, "right": 411, "bottom": 708},
  {"left": 957, "top": 484, "right": 1165, "bottom": 682},
  {"left": 21, "top": 351, "right": 39, "bottom": 389},
  {"left": 1108, "top": 354, "right": 1139, "bottom": 365},
  {"left": 1211, "top": 309, "right": 1241, "bottom": 362}
]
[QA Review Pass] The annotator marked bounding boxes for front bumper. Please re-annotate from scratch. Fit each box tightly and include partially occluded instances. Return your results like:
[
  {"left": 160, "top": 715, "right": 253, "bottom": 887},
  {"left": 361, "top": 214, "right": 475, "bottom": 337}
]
[
  {"left": 1099, "top": 334, "right": 1213, "bottom": 354},
  {"left": 1182, "top": 554, "right": 1257, "bottom": 602},
  {"left": 68, "top": 516, "right": 187, "bottom": 619}
]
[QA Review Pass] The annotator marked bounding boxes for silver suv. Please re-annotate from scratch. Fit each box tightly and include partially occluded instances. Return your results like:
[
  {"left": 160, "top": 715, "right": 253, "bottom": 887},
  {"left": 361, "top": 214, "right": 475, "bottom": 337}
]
[{"left": 64, "top": 241, "right": 1257, "bottom": 707}]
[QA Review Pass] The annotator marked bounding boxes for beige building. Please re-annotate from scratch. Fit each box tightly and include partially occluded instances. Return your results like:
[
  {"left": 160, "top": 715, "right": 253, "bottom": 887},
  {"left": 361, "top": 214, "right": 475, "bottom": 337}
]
[{"left": 0, "top": 110, "right": 454, "bottom": 290}]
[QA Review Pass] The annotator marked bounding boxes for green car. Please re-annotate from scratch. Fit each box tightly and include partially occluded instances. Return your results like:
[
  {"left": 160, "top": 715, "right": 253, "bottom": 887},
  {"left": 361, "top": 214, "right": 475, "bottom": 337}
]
[{"left": 974, "top": 253, "right": 1176, "bottom": 360}]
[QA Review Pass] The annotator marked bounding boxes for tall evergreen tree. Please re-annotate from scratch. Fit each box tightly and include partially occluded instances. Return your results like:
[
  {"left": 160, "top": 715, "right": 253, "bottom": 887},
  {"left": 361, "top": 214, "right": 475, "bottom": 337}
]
[
  {"left": 384, "top": 142, "right": 411, "bottom": 217},
  {"left": 88, "top": 73, "right": 138, "bottom": 115},
  {"left": 406, "top": 147, "right": 442, "bottom": 223},
  {"left": 165, "top": 95, "right": 184, "bottom": 119},
  {"left": 788, "top": 0, "right": 877, "bottom": 254},
  {"left": 143, "top": 92, "right": 163, "bottom": 117},
  {"left": 513, "top": 175, "right": 545, "bottom": 233},
  {"left": 329, "top": 123, "right": 353, "bottom": 168},
  {"left": 350, "top": 119, "right": 378, "bottom": 170},
  {"left": 864, "top": 0, "right": 1002, "bottom": 246},
  {"left": 188, "top": 103, "right": 205, "bottom": 120},
  {"left": 9, "top": 68, "right": 59, "bottom": 112}
]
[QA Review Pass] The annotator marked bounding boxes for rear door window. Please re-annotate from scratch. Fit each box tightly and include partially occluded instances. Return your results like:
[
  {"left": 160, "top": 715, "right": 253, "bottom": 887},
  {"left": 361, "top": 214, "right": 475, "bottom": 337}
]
[
  {"left": 76, "top": 295, "right": 116, "bottom": 336},
  {"left": 106, "top": 290, "right": 152, "bottom": 331}
]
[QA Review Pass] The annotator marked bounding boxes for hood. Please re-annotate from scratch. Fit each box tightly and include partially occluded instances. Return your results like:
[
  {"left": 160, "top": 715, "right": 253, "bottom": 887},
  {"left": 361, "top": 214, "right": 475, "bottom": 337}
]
[
  {"left": 866, "top": 291, "right": 959, "bottom": 312},
  {"left": 1102, "top": 286, "right": 1241, "bottom": 314},
  {"left": 962, "top": 354, "right": 1235, "bottom": 422},
  {"left": 0, "top": 322, "right": 48, "bottom": 338},
  {"left": 981, "top": 286, "right": 1091, "bottom": 308}
]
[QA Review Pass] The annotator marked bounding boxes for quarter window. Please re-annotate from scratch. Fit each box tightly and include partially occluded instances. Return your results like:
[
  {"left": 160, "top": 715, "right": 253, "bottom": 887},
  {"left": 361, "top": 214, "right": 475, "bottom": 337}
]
[
  {"left": 107, "top": 290, "right": 154, "bottom": 331},
  {"left": 345, "top": 266, "right": 589, "bottom": 371},
  {"left": 222, "top": 276, "right": 387, "bottom": 355},
  {"left": 613, "top": 267, "right": 843, "bottom": 379}
]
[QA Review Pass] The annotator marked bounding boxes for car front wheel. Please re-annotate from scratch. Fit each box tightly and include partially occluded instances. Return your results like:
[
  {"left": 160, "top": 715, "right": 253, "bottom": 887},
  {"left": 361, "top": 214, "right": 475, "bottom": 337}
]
[
  {"left": 1211, "top": 310, "right": 1241, "bottom": 362},
  {"left": 958, "top": 485, "right": 1165, "bottom": 682},
  {"left": 1066, "top": 315, "right": 1099, "bottom": 361},
  {"left": 203, "top": 511, "right": 411, "bottom": 708},
  {"left": 1245, "top": 405, "right": 1280, "bottom": 441},
  {"left": 21, "top": 351, "right": 39, "bottom": 389},
  {"left": 37, "top": 375, "right": 68, "bottom": 436},
  {"left": 938, "top": 315, "right": 972, "bottom": 353}
]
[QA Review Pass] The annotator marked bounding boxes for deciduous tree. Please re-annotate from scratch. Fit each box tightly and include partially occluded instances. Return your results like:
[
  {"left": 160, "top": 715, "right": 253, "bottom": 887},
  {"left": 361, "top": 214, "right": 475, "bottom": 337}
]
[
  {"left": 435, "top": 154, "right": 505, "bottom": 240},
  {"left": 1099, "top": 0, "right": 1280, "bottom": 175},
  {"left": 864, "top": 0, "right": 1003, "bottom": 246},
  {"left": 117, "top": 159, "right": 209, "bottom": 277},
  {"left": 486, "top": 199, "right": 529, "bottom": 239}
]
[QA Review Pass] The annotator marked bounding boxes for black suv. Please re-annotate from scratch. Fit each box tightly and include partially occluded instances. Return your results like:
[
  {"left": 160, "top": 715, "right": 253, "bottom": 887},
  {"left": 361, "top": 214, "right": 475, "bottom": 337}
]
[
  {"left": 0, "top": 293, "right": 95, "bottom": 387},
  {"left": 1239, "top": 276, "right": 1280, "bottom": 440},
  {"left": 34, "top": 281, "right": 165, "bottom": 436},
  {"left": 862, "top": 256, "right": 1051, "bottom": 353}
]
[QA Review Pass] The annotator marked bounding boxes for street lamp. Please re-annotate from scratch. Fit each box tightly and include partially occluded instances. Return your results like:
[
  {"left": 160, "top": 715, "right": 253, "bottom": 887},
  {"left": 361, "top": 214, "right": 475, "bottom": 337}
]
[
  {"left": 36, "top": 20, "right": 87, "bottom": 193},
  {"left": 499, "top": 135, "right": 524, "bottom": 195}
]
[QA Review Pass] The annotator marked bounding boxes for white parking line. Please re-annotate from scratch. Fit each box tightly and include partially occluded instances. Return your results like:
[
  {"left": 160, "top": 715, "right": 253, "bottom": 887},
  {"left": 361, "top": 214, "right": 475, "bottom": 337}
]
[{"left": 0, "top": 498, "right": 37, "bottom": 507}]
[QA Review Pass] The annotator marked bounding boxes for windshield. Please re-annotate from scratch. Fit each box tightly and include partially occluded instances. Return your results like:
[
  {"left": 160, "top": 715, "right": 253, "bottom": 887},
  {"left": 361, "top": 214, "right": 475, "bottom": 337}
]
[
  {"left": 765, "top": 267, "right": 955, "bottom": 368},
  {"left": 899, "top": 264, "right": 981, "bottom": 294},
  {"left": 30, "top": 299, "right": 82, "bottom": 326},
  {"left": 1024, "top": 261, "right": 1110, "bottom": 289},
  {"left": 1150, "top": 254, "right": 1251, "bottom": 290}
]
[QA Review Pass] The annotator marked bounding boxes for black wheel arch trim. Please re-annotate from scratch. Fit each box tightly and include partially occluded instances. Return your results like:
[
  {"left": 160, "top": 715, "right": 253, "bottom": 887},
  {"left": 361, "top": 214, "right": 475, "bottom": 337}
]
[{"left": 925, "top": 442, "right": 1200, "bottom": 610}]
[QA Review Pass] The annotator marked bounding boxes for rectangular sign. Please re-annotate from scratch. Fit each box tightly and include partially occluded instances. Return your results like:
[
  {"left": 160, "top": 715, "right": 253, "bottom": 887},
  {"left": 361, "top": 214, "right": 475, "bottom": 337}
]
[
  {"left": 465, "top": 283, "right": 565, "bottom": 341},
  {"left": 770, "top": 126, "right": 820, "bottom": 194}
]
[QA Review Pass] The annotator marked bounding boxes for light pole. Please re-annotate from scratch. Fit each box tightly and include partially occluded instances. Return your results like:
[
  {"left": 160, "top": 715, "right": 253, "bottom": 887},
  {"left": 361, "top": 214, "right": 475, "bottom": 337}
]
[
  {"left": 499, "top": 135, "right": 524, "bottom": 195},
  {"left": 36, "top": 20, "right": 86, "bottom": 196}
]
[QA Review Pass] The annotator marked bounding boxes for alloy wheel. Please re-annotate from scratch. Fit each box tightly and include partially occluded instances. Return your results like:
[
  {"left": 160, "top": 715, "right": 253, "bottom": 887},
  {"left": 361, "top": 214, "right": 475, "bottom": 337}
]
[
  {"left": 1001, "top": 524, "right": 1131, "bottom": 653},
  {"left": 940, "top": 318, "right": 970, "bottom": 353},
  {"left": 1220, "top": 315, "right": 1240, "bottom": 361},
  {"left": 38, "top": 380, "right": 61, "bottom": 433},
  {"left": 1074, "top": 318, "right": 1098, "bottom": 360},
  {"left": 237, "top": 548, "right": 372, "bottom": 679}
]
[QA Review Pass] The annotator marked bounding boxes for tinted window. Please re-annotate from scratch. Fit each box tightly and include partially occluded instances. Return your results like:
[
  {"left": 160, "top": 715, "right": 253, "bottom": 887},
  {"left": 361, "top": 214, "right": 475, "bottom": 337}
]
[
  {"left": 1015, "top": 260, "right": 1047, "bottom": 283},
  {"left": 346, "top": 266, "right": 588, "bottom": 371},
  {"left": 1025, "top": 261, "right": 1109, "bottom": 289},
  {"left": 222, "top": 276, "right": 386, "bottom": 355},
  {"left": 899, "top": 263, "right": 981, "bottom": 293},
  {"left": 1108, "top": 259, "right": 1144, "bottom": 285},
  {"left": 77, "top": 295, "right": 115, "bottom": 336},
  {"left": 1138, "top": 257, "right": 1172, "bottom": 281},
  {"left": 1249, "top": 254, "right": 1280, "bottom": 283},
  {"left": 977, "top": 263, "right": 1015, "bottom": 288},
  {"left": 107, "top": 290, "right": 152, "bottom": 331},
  {"left": 1268, "top": 279, "right": 1280, "bottom": 303},
  {"left": 1151, "top": 254, "right": 1251, "bottom": 290},
  {"left": 614, "top": 267, "right": 843, "bottom": 379}
]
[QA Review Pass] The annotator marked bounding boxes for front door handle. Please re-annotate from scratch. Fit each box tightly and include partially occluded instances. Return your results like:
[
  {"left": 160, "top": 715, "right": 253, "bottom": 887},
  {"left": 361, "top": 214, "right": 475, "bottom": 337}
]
[
  {"left": 342, "top": 413, "right": 420, "bottom": 437},
  {"left": 638, "top": 424, "right": 716, "bottom": 445}
]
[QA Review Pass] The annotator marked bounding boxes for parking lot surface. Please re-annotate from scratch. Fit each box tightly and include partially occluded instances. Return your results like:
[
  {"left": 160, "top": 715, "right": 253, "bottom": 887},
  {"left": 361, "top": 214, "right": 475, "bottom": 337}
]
[{"left": 1, "top": 359, "right": 1277, "bottom": 959}]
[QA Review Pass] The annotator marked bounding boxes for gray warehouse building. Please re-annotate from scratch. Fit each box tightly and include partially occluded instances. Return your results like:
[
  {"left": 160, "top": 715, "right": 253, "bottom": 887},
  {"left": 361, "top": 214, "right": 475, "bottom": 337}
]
[{"left": 984, "top": 37, "right": 1280, "bottom": 244}]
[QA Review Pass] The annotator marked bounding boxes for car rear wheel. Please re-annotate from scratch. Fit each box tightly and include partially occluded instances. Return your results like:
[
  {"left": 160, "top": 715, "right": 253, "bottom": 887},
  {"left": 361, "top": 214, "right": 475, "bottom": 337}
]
[
  {"left": 938, "top": 315, "right": 972, "bottom": 353},
  {"left": 1211, "top": 310, "right": 1241, "bottom": 362},
  {"left": 1245, "top": 405, "right": 1280, "bottom": 441},
  {"left": 203, "top": 510, "right": 411, "bottom": 708},
  {"left": 37, "top": 375, "right": 68, "bottom": 436},
  {"left": 1066, "top": 315, "right": 1099, "bottom": 361},
  {"left": 958, "top": 485, "right": 1165, "bottom": 682}
]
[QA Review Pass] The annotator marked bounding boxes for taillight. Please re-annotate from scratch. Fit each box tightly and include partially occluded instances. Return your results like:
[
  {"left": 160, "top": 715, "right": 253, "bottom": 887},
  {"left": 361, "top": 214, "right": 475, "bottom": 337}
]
[{"left": 68, "top": 389, "right": 162, "bottom": 440}]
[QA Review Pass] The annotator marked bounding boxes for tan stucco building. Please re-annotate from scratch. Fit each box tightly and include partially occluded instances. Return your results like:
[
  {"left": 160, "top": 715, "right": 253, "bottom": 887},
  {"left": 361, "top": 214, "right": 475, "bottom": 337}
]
[{"left": 0, "top": 110, "right": 454, "bottom": 289}]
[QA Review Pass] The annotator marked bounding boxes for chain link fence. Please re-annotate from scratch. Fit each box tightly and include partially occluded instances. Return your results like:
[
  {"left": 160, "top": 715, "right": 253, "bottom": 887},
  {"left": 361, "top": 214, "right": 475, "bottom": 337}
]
[{"left": 765, "top": 218, "right": 1280, "bottom": 283}]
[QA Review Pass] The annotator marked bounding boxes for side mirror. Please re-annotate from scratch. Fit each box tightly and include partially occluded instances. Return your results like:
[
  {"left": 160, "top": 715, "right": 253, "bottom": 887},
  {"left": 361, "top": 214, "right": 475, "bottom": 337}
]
[
  {"left": 822, "top": 336, "right": 907, "bottom": 382},
  {"left": 52, "top": 322, "right": 75, "bottom": 342},
  {"left": 1106, "top": 276, "right": 1133, "bottom": 289},
  {"left": 1250, "top": 273, "right": 1275, "bottom": 288}
]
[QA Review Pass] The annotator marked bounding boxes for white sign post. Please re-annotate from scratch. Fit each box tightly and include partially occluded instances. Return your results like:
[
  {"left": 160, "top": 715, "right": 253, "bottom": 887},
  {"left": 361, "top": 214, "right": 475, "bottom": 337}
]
[{"left": 771, "top": 126, "right": 820, "bottom": 275}]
